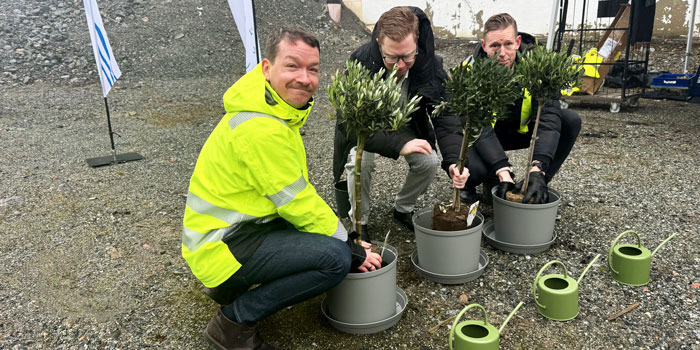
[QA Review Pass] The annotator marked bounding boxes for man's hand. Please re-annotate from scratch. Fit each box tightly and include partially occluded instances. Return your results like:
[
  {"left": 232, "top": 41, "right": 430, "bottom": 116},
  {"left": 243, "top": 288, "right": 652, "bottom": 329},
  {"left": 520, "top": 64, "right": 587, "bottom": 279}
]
[
  {"left": 449, "top": 164, "right": 469, "bottom": 189},
  {"left": 493, "top": 181, "right": 515, "bottom": 199},
  {"left": 356, "top": 241, "right": 382, "bottom": 272},
  {"left": 399, "top": 139, "right": 433, "bottom": 156},
  {"left": 515, "top": 171, "right": 549, "bottom": 204},
  {"left": 493, "top": 169, "right": 515, "bottom": 198}
]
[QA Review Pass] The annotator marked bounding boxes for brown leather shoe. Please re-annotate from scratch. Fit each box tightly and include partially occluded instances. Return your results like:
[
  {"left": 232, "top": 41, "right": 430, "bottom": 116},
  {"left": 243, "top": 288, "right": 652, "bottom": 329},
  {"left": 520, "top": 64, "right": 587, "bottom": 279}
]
[{"left": 205, "top": 308, "right": 282, "bottom": 350}]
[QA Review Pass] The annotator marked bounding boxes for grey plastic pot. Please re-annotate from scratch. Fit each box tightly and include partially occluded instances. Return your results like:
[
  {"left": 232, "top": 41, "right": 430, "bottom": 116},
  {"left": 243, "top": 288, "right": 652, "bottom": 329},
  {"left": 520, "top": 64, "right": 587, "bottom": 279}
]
[
  {"left": 326, "top": 243, "right": 398, "bottom": 325},
  {"left": 334, "top": 180, "right": 350, "bottom": 219},
  {"left": 491, "top": 187, "right": 561, "bottom": 246},
  {"left": 413, "top": 207, "right": 484, "bottom": 275}
]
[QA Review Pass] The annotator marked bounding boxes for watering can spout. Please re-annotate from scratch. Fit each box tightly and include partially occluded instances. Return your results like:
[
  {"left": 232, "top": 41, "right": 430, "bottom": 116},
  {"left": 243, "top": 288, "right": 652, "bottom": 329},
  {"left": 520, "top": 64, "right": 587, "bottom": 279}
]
[
  {"left": 650, "top": 232, "right": 678, "bottom": 257},
  {"left": 576, "top": 254, "right": 601, "bottom": 284},
  {"left": 498, "top": 301, "right": 524, "bottom": 333}
]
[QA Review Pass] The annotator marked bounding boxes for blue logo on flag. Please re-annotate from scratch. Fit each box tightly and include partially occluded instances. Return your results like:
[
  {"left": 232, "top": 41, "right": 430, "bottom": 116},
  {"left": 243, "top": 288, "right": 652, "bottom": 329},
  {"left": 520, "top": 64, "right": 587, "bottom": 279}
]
[{"left": 94, "top": 24, "right": 118, "bottom": 87}]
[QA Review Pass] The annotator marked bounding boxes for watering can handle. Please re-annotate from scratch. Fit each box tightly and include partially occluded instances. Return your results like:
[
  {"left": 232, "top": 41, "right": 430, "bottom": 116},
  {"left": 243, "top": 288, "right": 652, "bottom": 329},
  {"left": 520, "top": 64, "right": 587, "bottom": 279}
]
[
  {"left": 449, "top": 304, "right": 488, "bottom": 350},
  {"left": 577, "top": 254, "right": 601, "bottom": 284},
  {"left": 532, "top": 260, "right": 568, "bottom": 310},
  {"left": 498, "top": 301, "right": 524, "bottom": 333},
  {"left": 608, "top": 230, "right": 641, "bottom": 275},
  {"left": 650, "top": 232, "right": 678, "bottom": 257}
]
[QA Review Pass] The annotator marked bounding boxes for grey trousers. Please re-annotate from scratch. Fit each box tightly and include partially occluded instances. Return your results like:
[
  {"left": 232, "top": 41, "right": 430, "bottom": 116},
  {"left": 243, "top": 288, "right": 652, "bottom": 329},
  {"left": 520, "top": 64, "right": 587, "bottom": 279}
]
[{"left": 345, "top": 147, "right": 438, "bottom": 224}]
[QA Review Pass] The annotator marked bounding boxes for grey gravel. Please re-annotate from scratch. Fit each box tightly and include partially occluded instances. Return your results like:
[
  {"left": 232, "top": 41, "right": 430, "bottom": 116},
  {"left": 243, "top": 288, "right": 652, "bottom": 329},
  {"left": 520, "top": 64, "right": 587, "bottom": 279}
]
[{"left": 1, "top": 0, "right": 699, "bottom": 349}]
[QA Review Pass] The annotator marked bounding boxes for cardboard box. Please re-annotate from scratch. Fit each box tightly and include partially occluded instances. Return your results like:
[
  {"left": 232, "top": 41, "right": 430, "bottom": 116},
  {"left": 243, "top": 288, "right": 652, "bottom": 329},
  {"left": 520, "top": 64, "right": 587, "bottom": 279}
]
[{"left": 580, "top": 4, "right": 630, "bottom": 95}]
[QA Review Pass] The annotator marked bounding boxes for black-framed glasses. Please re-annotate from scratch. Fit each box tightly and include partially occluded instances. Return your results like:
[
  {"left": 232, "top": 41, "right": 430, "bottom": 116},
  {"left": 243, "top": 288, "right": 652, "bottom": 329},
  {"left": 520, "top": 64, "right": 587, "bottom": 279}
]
[{"left": 381, "top": 50, "right": 418, "bottom": 64}]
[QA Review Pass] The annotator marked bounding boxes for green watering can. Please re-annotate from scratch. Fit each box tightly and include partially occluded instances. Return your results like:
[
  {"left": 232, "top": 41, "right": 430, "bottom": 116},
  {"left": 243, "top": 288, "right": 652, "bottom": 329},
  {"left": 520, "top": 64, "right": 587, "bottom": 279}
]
[
  {"left": 532, "top": 254, "right": 601, "bottom": 321},
  {"left": 449, "top": 301, "right": 524, "bottom": 350},
  {"left": 608, "top": 230, "right": 678, "bottom": 286}
]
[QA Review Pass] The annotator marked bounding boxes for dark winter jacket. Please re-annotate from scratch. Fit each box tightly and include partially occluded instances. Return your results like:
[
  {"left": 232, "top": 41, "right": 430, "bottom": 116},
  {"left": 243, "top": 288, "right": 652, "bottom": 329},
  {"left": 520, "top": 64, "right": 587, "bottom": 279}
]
[
  {"left": 332, "top": 6, "right": 462, "bottom": 182},
  {"left": 450, "top": 32, "right": 568, "bottom": 173}
]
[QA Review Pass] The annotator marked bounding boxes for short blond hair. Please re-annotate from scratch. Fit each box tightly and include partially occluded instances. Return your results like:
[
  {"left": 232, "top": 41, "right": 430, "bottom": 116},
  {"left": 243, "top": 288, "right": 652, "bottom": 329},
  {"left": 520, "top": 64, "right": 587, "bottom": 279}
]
[{"left": 484, "top": 13, "right": 518, "bottom": 36}]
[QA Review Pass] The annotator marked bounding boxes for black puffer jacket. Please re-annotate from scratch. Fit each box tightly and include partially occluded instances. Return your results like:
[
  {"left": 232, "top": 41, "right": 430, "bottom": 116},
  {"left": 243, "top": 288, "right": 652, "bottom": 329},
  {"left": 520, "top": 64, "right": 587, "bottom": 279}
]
[
  {"left": 332, "top": 6, "right": 462, "bottom": 182},
  {"left": 446, "top": 32, "right": 566, "bottom": 173}
]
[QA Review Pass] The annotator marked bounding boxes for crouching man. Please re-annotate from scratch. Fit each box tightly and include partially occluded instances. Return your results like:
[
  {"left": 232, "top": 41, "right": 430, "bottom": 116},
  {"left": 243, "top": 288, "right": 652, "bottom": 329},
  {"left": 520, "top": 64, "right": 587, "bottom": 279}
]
[
  {"left": 182, "top": 28, "right": 381, "bottom": 350},
  {"left": 457, "top": 13, "right": 582, "bottom": 204}
]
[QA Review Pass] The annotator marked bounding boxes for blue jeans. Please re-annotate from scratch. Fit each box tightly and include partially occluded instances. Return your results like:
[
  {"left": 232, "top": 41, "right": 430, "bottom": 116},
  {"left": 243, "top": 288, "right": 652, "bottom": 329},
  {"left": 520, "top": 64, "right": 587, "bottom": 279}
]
[{"left": 220, "top": 229, "right": 351, "bottom": 324}]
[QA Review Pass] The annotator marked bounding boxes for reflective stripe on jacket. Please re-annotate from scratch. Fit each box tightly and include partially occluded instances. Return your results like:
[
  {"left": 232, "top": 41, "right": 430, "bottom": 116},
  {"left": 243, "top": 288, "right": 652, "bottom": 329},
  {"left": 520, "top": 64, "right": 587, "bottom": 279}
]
[{"left": 182, "top": 64, "right": 338, "bottom": 288}]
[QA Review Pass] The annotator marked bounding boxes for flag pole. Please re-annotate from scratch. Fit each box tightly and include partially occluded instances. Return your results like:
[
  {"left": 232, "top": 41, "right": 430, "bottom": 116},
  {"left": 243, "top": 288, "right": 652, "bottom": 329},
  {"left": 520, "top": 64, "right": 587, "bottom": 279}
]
[
  {"left": 104, "top": 97, "right": 118, "bottom": 163},
  {"left": 251, "top": 0, "right": 261, "bottom": 63},
  {"left": 86, "top": 96, "right": 143, "bottom": 167}
]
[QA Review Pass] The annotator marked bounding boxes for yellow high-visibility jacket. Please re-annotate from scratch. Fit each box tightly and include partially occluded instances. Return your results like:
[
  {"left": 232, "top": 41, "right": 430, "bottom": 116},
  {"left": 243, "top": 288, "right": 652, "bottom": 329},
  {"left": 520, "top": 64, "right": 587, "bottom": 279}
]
[{"left": 182, "top": 64, "right": 338, "bottom": 288}]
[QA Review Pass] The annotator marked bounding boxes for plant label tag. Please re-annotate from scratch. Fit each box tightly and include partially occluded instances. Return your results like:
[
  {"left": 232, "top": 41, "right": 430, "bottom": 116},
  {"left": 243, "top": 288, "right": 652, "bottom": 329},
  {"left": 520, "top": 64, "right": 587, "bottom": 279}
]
[{"left": 467, "top": 201, "right": 479, "bottom": 226}]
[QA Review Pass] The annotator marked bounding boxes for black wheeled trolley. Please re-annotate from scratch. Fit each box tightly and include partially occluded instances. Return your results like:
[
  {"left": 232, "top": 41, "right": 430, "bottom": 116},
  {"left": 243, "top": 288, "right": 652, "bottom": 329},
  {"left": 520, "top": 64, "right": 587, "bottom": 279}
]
[{"left": 553, "top": 0, "right": 654, "bottom": 113}]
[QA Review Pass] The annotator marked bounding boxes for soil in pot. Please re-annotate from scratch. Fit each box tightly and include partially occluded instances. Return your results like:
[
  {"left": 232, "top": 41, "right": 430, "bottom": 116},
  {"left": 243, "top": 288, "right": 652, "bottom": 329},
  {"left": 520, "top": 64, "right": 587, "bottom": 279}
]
[
  {"left": 505, "top": 191, "right": 533, "bottom": 204},
  {"left": 432, "top": 202, "right": 470, "bottom": 231}
]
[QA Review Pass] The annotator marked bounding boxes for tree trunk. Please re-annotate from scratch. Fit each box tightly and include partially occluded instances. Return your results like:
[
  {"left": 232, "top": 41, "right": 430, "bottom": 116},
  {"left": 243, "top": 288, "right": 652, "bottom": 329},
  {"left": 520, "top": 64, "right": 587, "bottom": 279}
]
[
  {"left": 453, "top": 121, "right": 472, "bottom": 212},
  {"left": 522, "top": 104, "right": 544, "bottom": 194},
  {"left": 354, "top": 135, "right": 366, "bottom": 244}
]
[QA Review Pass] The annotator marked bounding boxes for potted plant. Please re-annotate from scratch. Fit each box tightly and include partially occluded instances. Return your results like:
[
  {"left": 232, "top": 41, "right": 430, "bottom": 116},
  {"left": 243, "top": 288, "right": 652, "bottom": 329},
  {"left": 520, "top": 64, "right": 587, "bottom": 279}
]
[
  {"left": 411, "top": 56, "right": 520, "bottom": 282},
  {"left": 489, "top": 46, "right": 583, "bottom": 249},
  {"left": 322, "top": 60, "right": 420, "bottom": 332}
]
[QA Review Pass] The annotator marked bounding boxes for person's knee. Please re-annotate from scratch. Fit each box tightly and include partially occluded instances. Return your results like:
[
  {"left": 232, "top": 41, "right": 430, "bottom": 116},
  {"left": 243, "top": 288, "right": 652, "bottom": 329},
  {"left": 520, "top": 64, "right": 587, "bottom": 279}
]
[
  {"left": 465, "top": 160, "right": 488, "bottom": 187},
  {"left": 562, "top": 109, "right": 582, "bottom": 135},
  {"left": 409, "top": 152, "right": 438, "bottom": 174}
]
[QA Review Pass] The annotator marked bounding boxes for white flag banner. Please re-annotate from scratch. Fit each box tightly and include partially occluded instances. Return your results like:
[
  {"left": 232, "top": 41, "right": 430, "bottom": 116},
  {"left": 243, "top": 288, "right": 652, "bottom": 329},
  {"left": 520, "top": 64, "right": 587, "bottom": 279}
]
[
  {"left": 228, "top": 0, "right": 261, "bottom": 72},
  {"left": 83, "top": 0, "right": 121, "bottom": 97}
]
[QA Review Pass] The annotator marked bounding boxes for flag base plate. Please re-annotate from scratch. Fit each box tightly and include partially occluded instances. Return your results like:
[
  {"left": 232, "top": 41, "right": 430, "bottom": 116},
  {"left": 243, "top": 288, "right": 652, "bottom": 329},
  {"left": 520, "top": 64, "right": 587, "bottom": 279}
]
[{"left": 86, "top": 152, "right": 144, "bottom": 168}]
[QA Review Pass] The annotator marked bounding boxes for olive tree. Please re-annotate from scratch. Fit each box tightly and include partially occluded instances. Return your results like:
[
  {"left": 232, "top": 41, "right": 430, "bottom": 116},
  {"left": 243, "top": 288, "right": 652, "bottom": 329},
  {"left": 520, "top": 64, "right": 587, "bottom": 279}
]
[
  {"left": 432, "top": 55, "right": 521, "bottom": 212},
  {"left": 516, "top": 46, "right": 583, "bottom": 193},
  {"left": 327, "top": 60, "right": 421, "bottom": 243}
]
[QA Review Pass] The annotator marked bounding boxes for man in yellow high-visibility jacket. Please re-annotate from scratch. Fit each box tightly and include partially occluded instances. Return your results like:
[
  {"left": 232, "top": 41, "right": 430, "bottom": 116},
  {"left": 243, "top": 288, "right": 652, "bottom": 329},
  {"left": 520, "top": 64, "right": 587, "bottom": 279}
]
[{"left": 182, "top": 28, "right": 381, "bottom": 350}]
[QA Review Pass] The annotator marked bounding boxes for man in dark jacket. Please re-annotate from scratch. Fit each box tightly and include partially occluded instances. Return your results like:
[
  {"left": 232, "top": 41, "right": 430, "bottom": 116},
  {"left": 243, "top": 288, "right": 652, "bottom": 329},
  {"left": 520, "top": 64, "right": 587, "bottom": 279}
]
[
  {"left": 451, "top": 13, "right": 581, "bottom": 204},
  {"left": 333, "top": 7, "right": 467, "bottom": 238}
]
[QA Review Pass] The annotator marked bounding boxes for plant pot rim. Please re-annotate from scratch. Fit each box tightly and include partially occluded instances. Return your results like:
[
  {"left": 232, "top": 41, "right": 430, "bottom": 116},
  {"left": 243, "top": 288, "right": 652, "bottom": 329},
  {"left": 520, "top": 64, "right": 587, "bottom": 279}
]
[
  {"left": 412, "top": 207, "right": 484, "bottom": 236},
  {"left": 491, "top": 188, "right": 562, "bottom": 209}
]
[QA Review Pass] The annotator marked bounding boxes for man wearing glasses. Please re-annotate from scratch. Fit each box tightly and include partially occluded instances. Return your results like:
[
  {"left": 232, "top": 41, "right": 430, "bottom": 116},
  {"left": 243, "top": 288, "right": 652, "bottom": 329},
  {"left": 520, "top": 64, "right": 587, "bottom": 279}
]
[{"left": 333, "top": 6, "right": 468, "bottom": 240}]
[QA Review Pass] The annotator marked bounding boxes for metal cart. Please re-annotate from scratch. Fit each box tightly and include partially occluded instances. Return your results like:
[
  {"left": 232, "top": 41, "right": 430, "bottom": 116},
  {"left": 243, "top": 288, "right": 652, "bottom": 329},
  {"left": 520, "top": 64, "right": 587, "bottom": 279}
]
[{"left": 552, "top": 0, "right": 651, "bottom": 113}]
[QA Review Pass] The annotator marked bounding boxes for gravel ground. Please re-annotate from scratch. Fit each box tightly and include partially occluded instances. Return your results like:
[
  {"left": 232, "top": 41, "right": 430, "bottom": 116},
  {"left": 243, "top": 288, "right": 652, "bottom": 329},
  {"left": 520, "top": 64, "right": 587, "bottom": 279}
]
[{"left": 1, "top": 1, "right": 699, "bottom": 349}]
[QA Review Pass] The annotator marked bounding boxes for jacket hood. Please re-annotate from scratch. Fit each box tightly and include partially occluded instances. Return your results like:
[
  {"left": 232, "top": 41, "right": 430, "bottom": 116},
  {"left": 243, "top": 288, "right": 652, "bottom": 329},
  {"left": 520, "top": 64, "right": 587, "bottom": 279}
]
[
  {"left": 471, "top": 31, "right": 538, "bottom": 61},
  {"left": 222, "top": 63, "right": 313, "bottom": 129},
  {"left": 354, "top": 6, "right": 447, "bottom": 101}
]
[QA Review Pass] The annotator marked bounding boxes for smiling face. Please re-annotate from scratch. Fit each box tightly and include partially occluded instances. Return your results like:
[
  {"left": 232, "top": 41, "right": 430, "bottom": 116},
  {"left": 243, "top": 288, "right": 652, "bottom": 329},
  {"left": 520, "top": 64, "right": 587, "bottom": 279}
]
[
  {"left": 481, "top": 25, "right": 521, "bottom": 68},
  {"left": 378, "top": 33, "right": 417, "bottom": 79},
  {"left": 261, "top": 38, "right": 320, "bottom": 108}
]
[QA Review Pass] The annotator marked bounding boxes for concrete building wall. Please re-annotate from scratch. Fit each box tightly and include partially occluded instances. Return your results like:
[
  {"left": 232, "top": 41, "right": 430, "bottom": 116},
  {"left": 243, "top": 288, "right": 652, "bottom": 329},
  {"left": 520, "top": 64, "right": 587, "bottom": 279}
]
[{"left": 342, "top": 0, "right": 700, "bottom": 40}]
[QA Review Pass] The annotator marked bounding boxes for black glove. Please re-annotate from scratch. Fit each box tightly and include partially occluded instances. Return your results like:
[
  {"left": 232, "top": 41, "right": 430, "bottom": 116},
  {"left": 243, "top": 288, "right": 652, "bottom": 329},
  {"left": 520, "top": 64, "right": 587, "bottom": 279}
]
[
  {"left": 515, "top": 171, "right": 549, "bottom": 204},
  {"left": 493, "top": 181, "right": 515, "bottom": 199},
  {"left": 346, "top": 231, "right": 367, "bottom": 272}
]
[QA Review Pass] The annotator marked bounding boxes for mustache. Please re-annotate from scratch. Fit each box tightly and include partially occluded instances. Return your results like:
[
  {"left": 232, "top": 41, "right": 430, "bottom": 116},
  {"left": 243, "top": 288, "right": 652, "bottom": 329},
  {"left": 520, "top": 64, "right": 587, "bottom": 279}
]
[{"left": 287, "top": 83, "right": 315, "bottom": 92}]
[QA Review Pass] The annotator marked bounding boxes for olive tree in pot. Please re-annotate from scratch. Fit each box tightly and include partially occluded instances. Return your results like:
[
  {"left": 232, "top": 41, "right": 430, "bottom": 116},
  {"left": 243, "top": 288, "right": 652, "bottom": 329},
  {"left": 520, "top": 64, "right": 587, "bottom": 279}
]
[
  {"left": 508, "top": 45, "right": 583, "bottom": 203},
  {"left": 410, "top": 56, "right": 520, "bottom": 280},
  {"left": 430, "top": 56, "right": 521, "bottom": 231},
  {"left": 490, "top": 46, "right": 583, "bottom": 248},
  {"left": 323, "top": 60, "right": 420, "bottom": 330}
]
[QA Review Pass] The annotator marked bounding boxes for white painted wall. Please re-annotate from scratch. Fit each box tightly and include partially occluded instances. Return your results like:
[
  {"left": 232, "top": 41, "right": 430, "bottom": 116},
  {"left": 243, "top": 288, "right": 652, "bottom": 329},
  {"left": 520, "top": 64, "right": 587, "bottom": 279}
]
[{"left": 344, "top": 0, "right": 700, "bottom": 40}]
